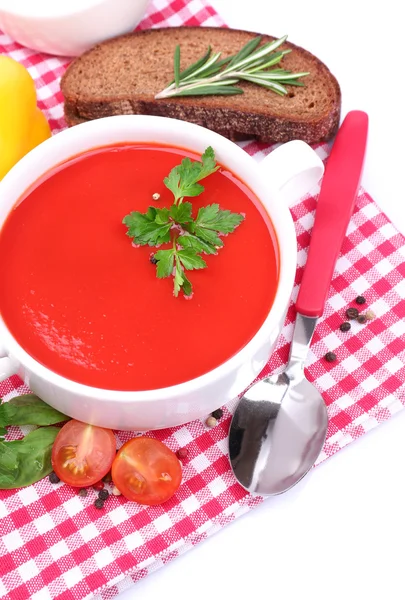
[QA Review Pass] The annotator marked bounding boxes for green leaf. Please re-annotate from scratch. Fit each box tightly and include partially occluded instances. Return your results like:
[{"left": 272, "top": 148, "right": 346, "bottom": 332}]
[
  {"left": 194, "top": 56, "right": 232, "bottom": 79},
  {"left": 154, "top": 207, "right": 170, "bottom": 224},
  {"left": 163, "top": 167, "right": 182, "bottom": 202},
  {"left": 183, "top": 51, "right": 223, "bottom": 81},
  {"left": 168, "top": 85, "right": 244, "bottom": 97},
  {"left": 177, "top": 147, "right": 219, "bottom": 192},
  {"left": 0, "top": 426, "right": 6, "bottom": 440},
  {"left": 178, "top": 45, "right": 212, "bottom": 81},
  {"left": 164, "top": 169, "right": 204, "bottom": 200},
  {"left": 164, "top": 148, "right": 219, "bottom": 202},
  {"left": 170, "top": 202, "right": 193, "bottom": 223},
  {"left": 188, "top": 204, "right": 244, "bottom": 247},
  {"left": 176, "top": 157, "right": 204, "bottom": 190},
  {"left": 247, "top": 51, "right": 286, "bottom": 73},
  {"left": 0, "top": 394, "right": 69, "bottom": 427},
  {"left": 0, "top": 427, "right": 60, "bottom": 489},
  {"left": 123, "top": 210, "right": 172, "bottom": 246},
  {"left": 192, "top": 226, "right": 223, "bottom": 247},
  {"left": 281, "top": 79, "right": 306, "bottom": 87},
  {"left": 177, "top": 249, "right": 207, "bottom": 271},
  {"left": 177, "top": 233, "right": 217, "bottom": 255},
  {"left": 195, "top": 204, "right": 245, "bottom": 234},
  {"left": 123, "top": 207, "right": 154, "bottom": 234},
  {"left": 226, "top": 36, "right": 262, "bottom": 69},
  {"left": 154, "top": 249, "right": 175, "bottom": 278},
  {"left": 174, "top": 44, "right": 181, "bottom": 88},
  {"left": 173, "top": 255, "right": 184, "bottom": 297},
  {"left": 199, "top": 146, "right": 219, "bottom": 179},
  {"left": 181, "top": 272, "right": 193, "bottom": 297},
  {"left": 233, "top": 36, "right": 287, "bottom": 71},
  {"left": 236, "top": 74, "right": 287, "bottom": 94}
]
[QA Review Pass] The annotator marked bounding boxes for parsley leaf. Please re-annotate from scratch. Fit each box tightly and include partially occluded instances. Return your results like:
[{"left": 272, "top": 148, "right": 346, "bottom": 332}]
[
  {"left": 194, "top": 203, "right": 245, "bottom": 234},
  {"left": 171, "top": 250, "right": 205, "bottom": 297},
  {"left": 177, "top": 234, "right": 217, "bottom": 255},
  {"left": 181, "top": 272, "right": 193, "bottom": 297},
  {"left": 154, "top": 246, "right": 207, "bottom": 296},
  {"left": 164, "top": 146, "right": 219, "bottom": 203},
  {"left": 154, "top": 248, "right": 175, "bottom": 278},
  {"left": 169, "top": 202, "right": 193, "bottom": 223},
  {"left": 185, "top": 203, "right": 244, "bottom": 248},
  {"left": 174, "top": 255, "right": 185, "bottom": 297},
  {"left": 123, "top": 208, "right": 171, "bottom": 246},
  {"left": 177, "top": 249, "right": 207, "bottom": 271},
  {"left": 188, "top": 225, "right": 223, "bottom": 248},
  {"left": 154, "top": 207, "right": 171, "bottom": 224},
  {"left": 198, "top": 146, "right": 218, "bottom": 179}
]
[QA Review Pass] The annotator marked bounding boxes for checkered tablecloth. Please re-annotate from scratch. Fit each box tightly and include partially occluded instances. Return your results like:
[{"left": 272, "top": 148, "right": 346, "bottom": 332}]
[{"left": 1, "top": 1, "right": 405, "bottom": 599}]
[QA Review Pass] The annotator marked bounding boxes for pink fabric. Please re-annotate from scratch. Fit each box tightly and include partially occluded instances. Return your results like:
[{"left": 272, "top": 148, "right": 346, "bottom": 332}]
[{"left": 1, "top": 1, "right": 405, "bottom": 598}]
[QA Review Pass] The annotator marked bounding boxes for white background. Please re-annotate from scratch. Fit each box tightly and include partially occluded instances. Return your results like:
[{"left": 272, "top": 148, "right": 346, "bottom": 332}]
[{"left": 119, "top": 1, "right": 405, "bottom": 599}]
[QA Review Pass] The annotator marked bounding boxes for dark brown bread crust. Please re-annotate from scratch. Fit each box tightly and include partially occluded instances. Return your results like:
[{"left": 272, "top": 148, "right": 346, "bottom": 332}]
[
  {"left": 61, "top": 27, "right": 341, "bottom": 144},
  {"left": 64, "top": 104, "right": 88, "bottom": 126}
]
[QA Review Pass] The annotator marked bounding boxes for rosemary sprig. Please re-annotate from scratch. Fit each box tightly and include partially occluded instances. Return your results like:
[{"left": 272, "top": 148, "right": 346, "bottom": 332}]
[{"left": 155, "top": 35, "right": 309, "bottom": 99}]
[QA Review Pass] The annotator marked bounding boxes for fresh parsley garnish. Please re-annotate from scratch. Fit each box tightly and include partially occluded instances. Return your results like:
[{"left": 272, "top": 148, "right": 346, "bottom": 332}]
[
  {"left": 123, "top": 147, "right": 244, "bottom": 297},
  {"left": 163, "top": 146, "right": 219, "bottom": 202}
]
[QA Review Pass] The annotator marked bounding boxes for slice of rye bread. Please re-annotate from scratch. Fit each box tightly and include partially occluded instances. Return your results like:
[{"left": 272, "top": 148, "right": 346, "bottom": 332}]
[{"left": 61, "top": 27, "right": 341, "bottom": 144}]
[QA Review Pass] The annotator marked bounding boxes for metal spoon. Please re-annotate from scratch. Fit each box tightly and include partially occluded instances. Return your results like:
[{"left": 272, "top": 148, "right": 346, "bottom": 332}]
[{"left": 229, "top": 110, "right": 369, "bottom": 496}]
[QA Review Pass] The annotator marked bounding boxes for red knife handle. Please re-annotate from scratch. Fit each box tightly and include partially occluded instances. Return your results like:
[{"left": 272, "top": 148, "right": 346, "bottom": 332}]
[{"left": 295, "top": 110, "right": 369, "bottom": 318}]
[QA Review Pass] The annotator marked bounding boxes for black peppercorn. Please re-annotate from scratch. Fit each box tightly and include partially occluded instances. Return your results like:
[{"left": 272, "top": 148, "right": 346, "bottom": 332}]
[
  {"left": 355, "top": 295, "right": 366, "bottom": 305},
  {"left": 211, "top": 408, "right": 223, "bottom": 420},
  {"left": 49, "top": 472, "right": 60, "bottom": 484},
  {"left": 78, "top": 488, "right": 88, "bottom": 497},
  {"left": 325, "top": 351, "right": 337, "bottom": 363},
  {"left": 346, "top": 307, "right": 359, "bottom": 320},
  {"left": 357, "top": 314, "right": 367, "bottom": 324},
  {"left": 98, "top": 489, "right": 109, "bottom": 501},
  {"left": 339, "top": 322, "right": 351, "bottom": 332},
  {"left": 94, "top": 498, "right": 105, "bottom": 509},
  {"left": 149, "top": 254, "right": 158, "bottom": 265}
]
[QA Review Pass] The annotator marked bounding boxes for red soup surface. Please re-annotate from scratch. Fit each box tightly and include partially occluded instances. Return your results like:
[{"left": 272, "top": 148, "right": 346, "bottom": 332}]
[{"left": 0, "top": 144, "right": 279, "bottom": 390}]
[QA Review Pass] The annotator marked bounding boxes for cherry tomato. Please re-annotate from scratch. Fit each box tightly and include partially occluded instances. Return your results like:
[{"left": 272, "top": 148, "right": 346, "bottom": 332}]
[
  {"left": 112, "top": 437, "right": 182, "bottom": 505},
  {"left": 51, "top": 420, "right": 116, "bottom": 487}
]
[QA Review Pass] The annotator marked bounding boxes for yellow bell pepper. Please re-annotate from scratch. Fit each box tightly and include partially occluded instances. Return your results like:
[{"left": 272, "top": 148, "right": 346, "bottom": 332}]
[{"left": 0, "top": 56, "right": 51, "bottom": 180}]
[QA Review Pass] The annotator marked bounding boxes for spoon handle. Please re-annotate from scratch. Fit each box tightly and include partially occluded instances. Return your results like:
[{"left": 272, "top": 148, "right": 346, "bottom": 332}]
[{"left": 295, "top": 110, "right": 369, "bottom": 318}]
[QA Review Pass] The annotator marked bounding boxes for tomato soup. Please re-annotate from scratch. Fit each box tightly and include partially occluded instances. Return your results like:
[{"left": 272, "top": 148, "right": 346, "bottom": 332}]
[{"left": 0, "top": 145, "right": 279, "bottom": 390}]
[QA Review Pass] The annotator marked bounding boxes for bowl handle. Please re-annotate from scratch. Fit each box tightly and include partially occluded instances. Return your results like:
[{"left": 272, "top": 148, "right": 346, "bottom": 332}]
[
  {"left": 0, "top": 343, "right": 17, "bottom": 381},
  {"left": 258, "top": 140, "right": 324, "bottom": 207}
]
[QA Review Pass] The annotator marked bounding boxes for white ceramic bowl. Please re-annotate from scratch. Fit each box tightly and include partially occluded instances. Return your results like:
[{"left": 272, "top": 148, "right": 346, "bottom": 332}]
[
  {"left": 0, "top": 115, "right": 323, "bottom": 430},
  {"left": 0, "top": 0, "right": 150, "bottom": 56}
]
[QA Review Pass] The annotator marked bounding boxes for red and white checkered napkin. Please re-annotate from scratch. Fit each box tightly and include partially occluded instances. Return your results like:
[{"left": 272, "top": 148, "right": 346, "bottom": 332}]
[{"left": 1, "top": 1, "right": 405, "bottom": 599}]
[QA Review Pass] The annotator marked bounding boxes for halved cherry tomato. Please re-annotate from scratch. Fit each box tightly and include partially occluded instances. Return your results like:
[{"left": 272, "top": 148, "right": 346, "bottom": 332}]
[
  {"left": 51, "top": 420, "right": 116, "bottom": 487},
  {"left": 112, "top": 437, "right": 182, "bottom": 505}
]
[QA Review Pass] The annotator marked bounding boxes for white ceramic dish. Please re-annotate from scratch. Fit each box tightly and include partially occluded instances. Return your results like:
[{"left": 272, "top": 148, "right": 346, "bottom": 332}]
[
  {"left": 0, "top": 0, "right": 150, "bottom": 56},
  {"left": 0, "top": 115, "right": 323, "bottom": 430}
]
